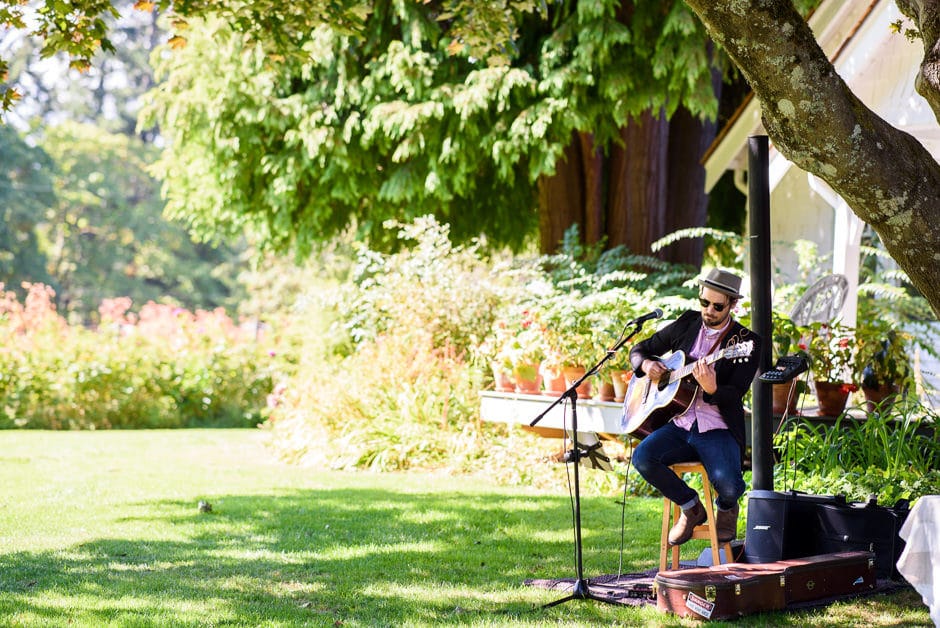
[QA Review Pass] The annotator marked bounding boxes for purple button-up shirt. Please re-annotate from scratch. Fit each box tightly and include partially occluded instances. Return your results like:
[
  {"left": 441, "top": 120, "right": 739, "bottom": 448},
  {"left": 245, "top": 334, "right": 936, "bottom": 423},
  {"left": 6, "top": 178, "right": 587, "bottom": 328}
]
[{"left": 673, "top": 317, "right": 732, "bottom": 433}]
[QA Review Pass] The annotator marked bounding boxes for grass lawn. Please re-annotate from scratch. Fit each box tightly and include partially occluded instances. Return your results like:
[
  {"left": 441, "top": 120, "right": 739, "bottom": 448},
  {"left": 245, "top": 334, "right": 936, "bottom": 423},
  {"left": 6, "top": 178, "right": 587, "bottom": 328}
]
[{"left": 0, "top": 429, "right": 931, "bottom": 627}]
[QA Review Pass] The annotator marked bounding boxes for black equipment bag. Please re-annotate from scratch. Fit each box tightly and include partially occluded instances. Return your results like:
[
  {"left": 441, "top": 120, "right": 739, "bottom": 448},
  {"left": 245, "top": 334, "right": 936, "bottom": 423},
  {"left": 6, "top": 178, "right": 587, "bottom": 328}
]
[
  {"left": 815, "top": 497, "right": 910, "bottom": 580},
  {"left": 743, "top": 490, "right": 847, "bottom": 563}
]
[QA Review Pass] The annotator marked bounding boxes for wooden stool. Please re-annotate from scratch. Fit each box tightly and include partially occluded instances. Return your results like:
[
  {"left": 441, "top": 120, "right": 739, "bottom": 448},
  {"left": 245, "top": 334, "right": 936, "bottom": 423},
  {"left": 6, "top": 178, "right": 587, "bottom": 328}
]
[{"left": 659, "top": 461, "right": 734, "bottom": 572}]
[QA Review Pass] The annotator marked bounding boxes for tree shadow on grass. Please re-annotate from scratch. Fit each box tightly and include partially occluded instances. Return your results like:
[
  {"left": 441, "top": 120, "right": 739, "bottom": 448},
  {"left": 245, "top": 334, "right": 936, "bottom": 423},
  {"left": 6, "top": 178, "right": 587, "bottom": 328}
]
[{"left": 0, "top": 487, "right": 664, "bottom": 625}]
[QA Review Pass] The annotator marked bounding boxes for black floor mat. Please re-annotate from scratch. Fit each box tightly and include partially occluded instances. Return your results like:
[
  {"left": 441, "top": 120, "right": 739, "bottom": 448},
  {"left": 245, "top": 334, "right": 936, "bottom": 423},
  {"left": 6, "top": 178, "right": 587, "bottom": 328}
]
[{"left": 524, "top": 570, "right": 658, "bottom": 607}]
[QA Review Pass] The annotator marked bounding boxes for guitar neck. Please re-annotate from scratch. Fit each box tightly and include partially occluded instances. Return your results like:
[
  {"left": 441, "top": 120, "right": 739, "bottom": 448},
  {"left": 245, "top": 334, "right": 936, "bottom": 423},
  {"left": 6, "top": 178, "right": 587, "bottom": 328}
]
[{"left": 668, "top": 348, "right": 725, "bottom": 384}]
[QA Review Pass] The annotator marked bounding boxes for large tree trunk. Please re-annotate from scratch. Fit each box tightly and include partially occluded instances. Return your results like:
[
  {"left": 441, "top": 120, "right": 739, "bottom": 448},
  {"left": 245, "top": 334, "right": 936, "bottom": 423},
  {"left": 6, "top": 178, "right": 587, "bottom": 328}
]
[
  {"left": 538, "top": 134, "right": 585, "bottom": 253},
  {"left": 606, "top": 110, "right": 669, "bottom": 257},
  {"left": 683, "top": 0, "right": 940, "bottom": 317},
  {"left": 580, "top": 131, "right": 606, "bottom": 246},
  {"left": 664, "top": 106, "right": 714, "bottom": 265},
  {"left": 538, "top": 107, "right": 716, "bottom": 264}
]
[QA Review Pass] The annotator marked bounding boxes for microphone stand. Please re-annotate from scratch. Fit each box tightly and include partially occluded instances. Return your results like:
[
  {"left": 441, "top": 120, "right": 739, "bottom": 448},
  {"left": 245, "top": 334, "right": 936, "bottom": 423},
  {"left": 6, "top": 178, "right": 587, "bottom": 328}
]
[{"left": 529, "top": 321, "right": 647, "bottom": 609}]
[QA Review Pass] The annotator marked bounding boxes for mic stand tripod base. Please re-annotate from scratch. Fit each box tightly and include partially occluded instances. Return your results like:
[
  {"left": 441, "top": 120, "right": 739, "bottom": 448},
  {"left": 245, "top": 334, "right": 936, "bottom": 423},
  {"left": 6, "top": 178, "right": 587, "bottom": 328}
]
[{"left": 540, "top": 576, "right": 617, "bottom": 609}]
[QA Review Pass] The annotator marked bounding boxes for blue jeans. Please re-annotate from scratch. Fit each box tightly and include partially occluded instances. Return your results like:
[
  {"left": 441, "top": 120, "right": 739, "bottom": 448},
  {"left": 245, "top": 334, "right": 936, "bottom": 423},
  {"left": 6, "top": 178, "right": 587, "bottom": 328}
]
[{"left": 632, "top": 421, "right": 745, "bottom": 510}]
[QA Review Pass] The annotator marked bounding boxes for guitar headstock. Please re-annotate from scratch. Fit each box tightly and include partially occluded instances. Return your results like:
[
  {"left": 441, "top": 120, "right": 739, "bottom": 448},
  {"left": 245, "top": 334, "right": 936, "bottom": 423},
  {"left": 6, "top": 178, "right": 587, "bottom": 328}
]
[{"left": 725, "top": 340, "right": 754, "bottom": 361}]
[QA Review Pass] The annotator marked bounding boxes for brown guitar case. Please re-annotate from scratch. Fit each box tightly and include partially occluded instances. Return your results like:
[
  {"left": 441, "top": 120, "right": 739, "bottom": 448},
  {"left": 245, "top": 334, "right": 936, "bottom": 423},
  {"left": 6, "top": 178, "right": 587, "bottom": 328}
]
[
  {"left": 655, "top": 551, "right": 876, "bottom": 620},
  {"left": 655, "top": 562, "right": 787, "bottom": 620},
  {"left": 775, "top": 551, "right": 876, "bottom": 603}
]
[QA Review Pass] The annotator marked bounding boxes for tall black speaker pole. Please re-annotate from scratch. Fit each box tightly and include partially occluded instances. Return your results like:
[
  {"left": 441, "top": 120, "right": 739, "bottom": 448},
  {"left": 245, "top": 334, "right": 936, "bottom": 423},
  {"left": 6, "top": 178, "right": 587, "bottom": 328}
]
[{"left": 748, "top": 135, "right": 774, "bottom": 491}]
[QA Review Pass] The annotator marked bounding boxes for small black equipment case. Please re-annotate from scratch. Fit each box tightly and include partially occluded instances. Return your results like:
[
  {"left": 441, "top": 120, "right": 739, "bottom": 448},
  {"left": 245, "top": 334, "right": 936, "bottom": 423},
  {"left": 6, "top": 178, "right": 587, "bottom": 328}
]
[{"left": 815, "top": 496, "right": 910, "bottom": 580}]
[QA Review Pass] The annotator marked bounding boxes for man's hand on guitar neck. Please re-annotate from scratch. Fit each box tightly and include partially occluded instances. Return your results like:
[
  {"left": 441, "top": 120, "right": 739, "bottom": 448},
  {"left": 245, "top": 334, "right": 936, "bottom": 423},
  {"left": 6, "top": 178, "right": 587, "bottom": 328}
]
[{"left": 692, "top": 358, "right": 718, "bottom": 395}]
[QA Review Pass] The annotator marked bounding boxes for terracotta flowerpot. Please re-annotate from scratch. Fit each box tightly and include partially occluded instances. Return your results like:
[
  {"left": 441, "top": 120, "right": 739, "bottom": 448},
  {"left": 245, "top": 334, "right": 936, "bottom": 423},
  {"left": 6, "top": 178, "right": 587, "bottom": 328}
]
[
  {"left": 862, "top": 383, "right": 900, "bottom": 413},
  {"left": 512, "top": 363, "right": 541, "bottom": 394},
  {"left": 540, "top": 364, "right": 566, "bottom": 397},
  {"left": 814, "top": 381, "right": 851, "bottom": 417},
  {"left": 492, "top": 364, "right": 514, "bottom": 392},
  {"left": 611, "top": 370, "right": 632, "bottom": 403},
  {"left": 596, "top": 381, "right": 615, "bottom": 402},
  {"left": 562, "top": 365, "right": 592, "bottom": 399},
  {"left": 772, "top": 380, "right": 799, "bottom": 415}
]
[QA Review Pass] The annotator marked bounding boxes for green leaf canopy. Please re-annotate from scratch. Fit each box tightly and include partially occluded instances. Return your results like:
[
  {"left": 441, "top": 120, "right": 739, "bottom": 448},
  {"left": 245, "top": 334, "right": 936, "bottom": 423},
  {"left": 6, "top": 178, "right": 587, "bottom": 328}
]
[{"left": 142, "top": 1, "right": 719, "bottom": 255}]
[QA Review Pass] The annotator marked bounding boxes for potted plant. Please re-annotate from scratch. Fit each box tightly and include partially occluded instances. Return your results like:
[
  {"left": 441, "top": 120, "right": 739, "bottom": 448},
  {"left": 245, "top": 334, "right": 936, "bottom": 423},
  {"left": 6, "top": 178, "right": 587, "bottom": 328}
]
[
  {"left": 477, "top": 305, "right": 546, "bottom": 393},
  {"left": 854, "top": 319, "right": 913, "bottom": 411},
  {"left": 497, "top": 307, "right": 547, "bottom": 394},
  {"left": 806, "top": 320, "right": 858, "bottom": 416},
  {"left": 540, "top": 295, "right": 602, "bottom": 398},
  {"left": 770, "top": 310, "right": 809, "bottom": 414},
  {"left": 511, "top": 321, "right": 548, "bottom": 394},
  {"left": 604, "top": 344, "right": 634, "bottom": 403},
  {"left": 474, "top": 318, "right": 516, "bottom": 392}
]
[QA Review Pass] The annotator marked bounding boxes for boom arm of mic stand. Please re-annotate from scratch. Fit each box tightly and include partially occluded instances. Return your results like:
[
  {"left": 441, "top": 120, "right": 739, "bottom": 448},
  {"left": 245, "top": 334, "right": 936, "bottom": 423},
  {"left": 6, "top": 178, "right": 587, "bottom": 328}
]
[{"left": 529, "top": 321, "right": 644, "bottom": 428}]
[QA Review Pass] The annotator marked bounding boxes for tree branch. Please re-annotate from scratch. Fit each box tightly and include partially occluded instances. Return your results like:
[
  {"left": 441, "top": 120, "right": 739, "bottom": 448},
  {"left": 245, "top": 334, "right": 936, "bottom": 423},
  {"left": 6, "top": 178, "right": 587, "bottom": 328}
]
[
  {"left": 895, "top": 0, "right": 940, "bottom": 121},
  {"left": 684, "top": 0, "right": 940, "bottom": 316}
]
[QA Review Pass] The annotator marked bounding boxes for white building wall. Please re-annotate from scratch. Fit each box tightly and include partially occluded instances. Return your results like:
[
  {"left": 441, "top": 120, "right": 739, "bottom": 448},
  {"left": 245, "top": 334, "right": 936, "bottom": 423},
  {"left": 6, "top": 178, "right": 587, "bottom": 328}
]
[{"left": 768, "top": 172, "right": 834, "bottom": 288}]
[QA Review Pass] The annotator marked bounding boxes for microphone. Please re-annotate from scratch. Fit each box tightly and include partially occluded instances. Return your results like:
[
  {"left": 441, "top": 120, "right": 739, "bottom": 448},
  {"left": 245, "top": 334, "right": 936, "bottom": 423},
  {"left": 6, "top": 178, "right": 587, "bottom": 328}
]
[{"left": 629, "top": 308, "right": 663, "bottom": 325}]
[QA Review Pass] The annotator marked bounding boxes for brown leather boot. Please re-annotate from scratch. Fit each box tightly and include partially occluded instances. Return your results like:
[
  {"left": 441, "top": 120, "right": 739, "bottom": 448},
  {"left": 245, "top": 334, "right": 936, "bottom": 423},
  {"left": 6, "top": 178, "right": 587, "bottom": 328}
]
[
  {"left": 668, "top": 502, "right": 707, "bottom": 546},
  {"left": 715, "top": 504, "right": 740, "bottom": 542}
]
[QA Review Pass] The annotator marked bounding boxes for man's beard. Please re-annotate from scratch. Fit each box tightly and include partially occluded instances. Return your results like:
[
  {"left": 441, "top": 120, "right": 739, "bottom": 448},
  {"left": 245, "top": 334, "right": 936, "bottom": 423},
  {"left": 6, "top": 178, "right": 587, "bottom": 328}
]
[{"left": 703, "top": 311, "right": 730, "bottom": 329}]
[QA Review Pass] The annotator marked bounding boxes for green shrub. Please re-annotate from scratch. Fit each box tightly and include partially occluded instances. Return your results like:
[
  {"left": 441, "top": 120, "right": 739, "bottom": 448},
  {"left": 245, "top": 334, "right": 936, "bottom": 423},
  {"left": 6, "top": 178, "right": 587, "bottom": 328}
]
[
  {"left": 263, "top": 217, "right": 700, "bottom": 492},
  {"left": 329, "top": 216, "right": 514, "bottom": 356},
  {"left": 263, "top": 217, "right": 509, "bottom": 474},
  {"left": 773, "top": 397, "right": 940, "bottom": 502}
]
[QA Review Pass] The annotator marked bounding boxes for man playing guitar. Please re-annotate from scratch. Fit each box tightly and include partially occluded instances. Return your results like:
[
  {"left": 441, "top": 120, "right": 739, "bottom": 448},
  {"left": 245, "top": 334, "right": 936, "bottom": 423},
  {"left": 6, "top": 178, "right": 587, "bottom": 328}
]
[{"left": 627, "top": 269, "right": 761, "bottom": 547}]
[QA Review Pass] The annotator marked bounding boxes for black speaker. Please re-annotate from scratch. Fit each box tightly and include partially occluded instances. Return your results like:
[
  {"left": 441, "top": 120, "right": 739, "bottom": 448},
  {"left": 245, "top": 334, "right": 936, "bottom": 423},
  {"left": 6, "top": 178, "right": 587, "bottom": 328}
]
[{"left": 743, "top": 490, "right": 847, "bottom": 563}]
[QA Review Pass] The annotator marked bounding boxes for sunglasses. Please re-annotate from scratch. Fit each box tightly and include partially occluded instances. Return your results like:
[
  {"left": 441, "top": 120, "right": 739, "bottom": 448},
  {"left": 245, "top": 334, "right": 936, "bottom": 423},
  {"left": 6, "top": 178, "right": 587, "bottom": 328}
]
[{"left": 699, "top": 297, "right": 729, "bottom": 312}]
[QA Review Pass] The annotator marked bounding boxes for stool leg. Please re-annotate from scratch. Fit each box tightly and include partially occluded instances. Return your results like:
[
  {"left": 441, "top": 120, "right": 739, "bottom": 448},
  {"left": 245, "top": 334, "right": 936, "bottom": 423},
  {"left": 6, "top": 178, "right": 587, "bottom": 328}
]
[
  {"left": 702, "top": 474, "right": 731, "bottom": 565},
  {"left": 659, "top": 499, "right": 685, "bottom": 571},
  {"left": 659, "top": 498, "right": 671, "bottom": 573},
  {"left": 720, "top": 540, "right": 734, "bottom": 563},
  {"left": 670, "top": 503, "right": 681, "bottom": 569}
]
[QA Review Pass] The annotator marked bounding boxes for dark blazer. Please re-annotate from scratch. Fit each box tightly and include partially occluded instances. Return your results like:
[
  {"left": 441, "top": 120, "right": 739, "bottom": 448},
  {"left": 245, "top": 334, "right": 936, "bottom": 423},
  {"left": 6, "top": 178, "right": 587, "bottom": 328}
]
[{"left": 628, "top": 309, "right": 761, "bottom": 451}]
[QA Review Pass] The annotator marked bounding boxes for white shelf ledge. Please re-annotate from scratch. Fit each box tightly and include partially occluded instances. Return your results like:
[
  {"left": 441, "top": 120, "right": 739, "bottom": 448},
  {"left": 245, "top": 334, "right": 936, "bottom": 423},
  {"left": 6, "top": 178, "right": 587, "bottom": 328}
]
[{"left": 479, "top": 390, "right": 627, "bottom": 437}]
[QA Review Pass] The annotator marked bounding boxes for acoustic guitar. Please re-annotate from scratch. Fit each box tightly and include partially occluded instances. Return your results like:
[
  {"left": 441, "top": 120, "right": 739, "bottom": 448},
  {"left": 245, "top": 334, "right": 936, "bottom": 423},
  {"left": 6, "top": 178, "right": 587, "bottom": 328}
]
[{"left": 621, "top": 340, "right": 754, "bottom": 439}]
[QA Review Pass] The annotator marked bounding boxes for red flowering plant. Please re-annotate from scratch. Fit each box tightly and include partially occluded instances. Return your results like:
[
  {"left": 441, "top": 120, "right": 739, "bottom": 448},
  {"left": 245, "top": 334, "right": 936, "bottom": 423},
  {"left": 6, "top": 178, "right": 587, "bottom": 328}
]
[
  {"left": 805, "top": 320, "right": 858, "bottom": 390},
  {"left": 504, "top": 308, "right": 548, "bottom": 381},
  {"left": 483, "top": 306, "right": 547, "bottom": 382},
  {"left": 0, "top": 282, "right": 66, "bottom": 342}
]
